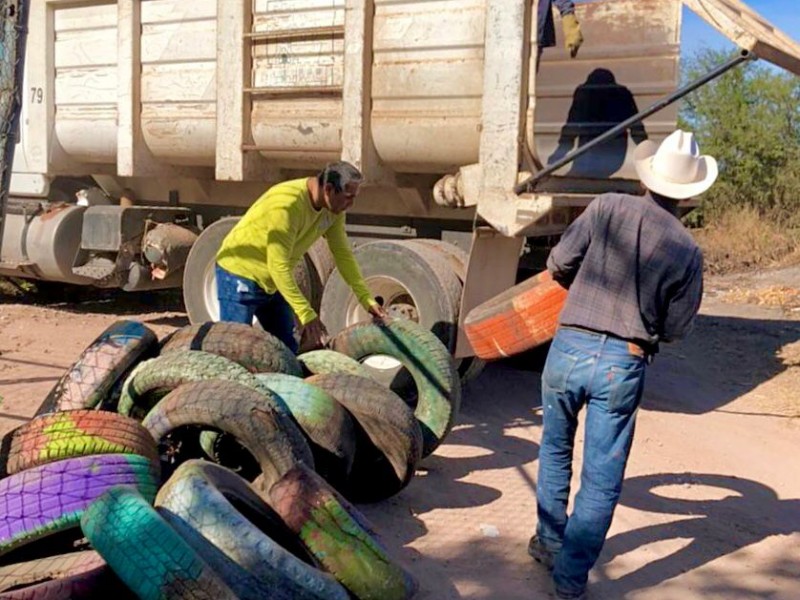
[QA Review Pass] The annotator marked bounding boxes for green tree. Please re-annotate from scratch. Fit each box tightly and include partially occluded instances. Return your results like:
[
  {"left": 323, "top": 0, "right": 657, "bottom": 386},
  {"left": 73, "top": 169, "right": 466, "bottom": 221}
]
[{"left": 679, "top": 48, "right": 800, "bottom": 224}]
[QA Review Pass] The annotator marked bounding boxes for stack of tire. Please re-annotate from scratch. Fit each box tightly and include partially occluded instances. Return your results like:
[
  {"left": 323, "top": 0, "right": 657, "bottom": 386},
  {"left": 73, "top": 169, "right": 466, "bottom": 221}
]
[{"left": 0, "top": 316, "right": 461, "bottom": 599}]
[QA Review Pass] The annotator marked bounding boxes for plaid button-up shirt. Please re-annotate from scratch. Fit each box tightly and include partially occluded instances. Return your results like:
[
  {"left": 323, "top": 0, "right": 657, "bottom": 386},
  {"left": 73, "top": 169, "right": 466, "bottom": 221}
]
[{"left": 547, "top": 192, "right": 703, "bottom": 350}]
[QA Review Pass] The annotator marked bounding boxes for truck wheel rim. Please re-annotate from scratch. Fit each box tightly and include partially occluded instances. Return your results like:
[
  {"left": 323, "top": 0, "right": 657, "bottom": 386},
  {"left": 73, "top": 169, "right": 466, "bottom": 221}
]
[
  {"left": 346, "top": 276, "right": 418, "bottom": 372},
  {"left": 202, "top": 262, "right": 220, "bottom": 321}
]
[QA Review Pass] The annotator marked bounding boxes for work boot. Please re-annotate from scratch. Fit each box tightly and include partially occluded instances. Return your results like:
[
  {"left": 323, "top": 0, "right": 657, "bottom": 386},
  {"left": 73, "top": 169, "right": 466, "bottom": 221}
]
[
  {"left": 527, "top": 535, "right": 555, "bottom": 571},
  {"left": 554, "top": 585, "right": 587, "bottom": 600}
]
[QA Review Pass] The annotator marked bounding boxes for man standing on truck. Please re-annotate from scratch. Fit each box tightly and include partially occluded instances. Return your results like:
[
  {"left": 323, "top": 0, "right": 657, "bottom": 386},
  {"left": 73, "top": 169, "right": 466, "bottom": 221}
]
[
  {"left": 215, "top": 161, "right": 387, "bottom": 353},
  {"left": 528, "top": 130, "right": 715, "bottom": 599},
  {"left": 538, "top": 0, "right": 584, "bottom": 68}
]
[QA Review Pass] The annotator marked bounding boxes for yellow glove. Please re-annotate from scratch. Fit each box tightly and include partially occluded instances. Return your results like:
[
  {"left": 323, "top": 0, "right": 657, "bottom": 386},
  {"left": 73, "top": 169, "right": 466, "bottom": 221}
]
[{"left": 561, "top": 13, "right": 583, "bottom": 58}]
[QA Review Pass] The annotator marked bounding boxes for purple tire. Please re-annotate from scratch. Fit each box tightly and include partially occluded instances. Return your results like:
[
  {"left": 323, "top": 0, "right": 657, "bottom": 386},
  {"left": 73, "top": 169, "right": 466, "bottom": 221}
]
[{"left": 0, "top": 454, "right": 160, "bottom": 557}]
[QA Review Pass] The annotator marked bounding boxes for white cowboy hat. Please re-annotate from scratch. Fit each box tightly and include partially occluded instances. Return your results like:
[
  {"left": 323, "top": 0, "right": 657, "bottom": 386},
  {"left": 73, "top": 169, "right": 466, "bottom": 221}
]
[{"left": 633, "top": 130, "right": 718, "bottom": 200}]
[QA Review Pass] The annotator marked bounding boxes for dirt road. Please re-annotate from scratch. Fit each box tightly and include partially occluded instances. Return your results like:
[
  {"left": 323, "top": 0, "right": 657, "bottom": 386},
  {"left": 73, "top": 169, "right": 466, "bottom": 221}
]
[{"left": 0, "top": 271, "right": 798, "bottom": 599}]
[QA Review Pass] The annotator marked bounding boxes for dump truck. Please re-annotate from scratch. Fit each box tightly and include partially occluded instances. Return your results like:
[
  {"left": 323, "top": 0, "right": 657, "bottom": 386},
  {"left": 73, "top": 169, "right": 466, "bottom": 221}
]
[{"left": 2, "top": 0, "right": 799, "bottom": 376}]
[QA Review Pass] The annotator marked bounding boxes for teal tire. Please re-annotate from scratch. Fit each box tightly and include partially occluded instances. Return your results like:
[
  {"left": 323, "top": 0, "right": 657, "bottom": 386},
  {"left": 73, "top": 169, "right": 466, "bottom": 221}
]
[
  {"left": 331, "top": 319, "right": 461, "bottom": 457},
  {"left": 155, "top": 460, "right": 349, "bottom": 600},
  {"left": 81, "top": 486, "right": 237, "bottom": 600}
]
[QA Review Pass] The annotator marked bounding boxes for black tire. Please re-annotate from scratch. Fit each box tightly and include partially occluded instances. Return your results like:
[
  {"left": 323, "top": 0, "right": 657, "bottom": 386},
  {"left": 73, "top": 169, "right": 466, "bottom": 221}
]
[
  {"left": 142, "top": 379, "right": 313, "bottom": 490},
  {"left": 332, "top": 319, "right": 461, "bottom": 458},
  {"left": 117, "top": 350, "right": 265, "bottom": 419},
  {"left": 306, "top": 373, "right": 422, "bottom": 502},
  {"left": 320, "top": 240, "right": 462, "bottom": 349},
  {"left": 80, "top": 486, "right": 237, "bottom": 600},
  {"left": 155, "top": 460, "right": 349, "bottom": 600},
  {"left": 183, "top": 217, "right": 240, "bottom": 324},
  {"left": 305, "top": 239, "right": 336, "bottom": 314},
  {"left": 160, "top": 321, "right": 302, "bottom": 376},
  {"left": 255, "top": 373, "right": 357, "bottom": 488},
  {"left": 267, "top": 464, "right": 417, "bottom": 600},
  {"left": 183, "top": 218, "right": 333, "bottom": 325},
  {"left": 405, "top": 239, "right": 486, "bottom": 384},
  {"left": 34, "top": 320, "right": 158, "bottom": 415}
]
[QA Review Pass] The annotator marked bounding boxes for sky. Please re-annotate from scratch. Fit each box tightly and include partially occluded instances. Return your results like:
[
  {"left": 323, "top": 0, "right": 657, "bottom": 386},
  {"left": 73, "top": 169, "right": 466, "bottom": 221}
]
[{"left": 681, "top": 0, "right": 800, "bottom": 64}]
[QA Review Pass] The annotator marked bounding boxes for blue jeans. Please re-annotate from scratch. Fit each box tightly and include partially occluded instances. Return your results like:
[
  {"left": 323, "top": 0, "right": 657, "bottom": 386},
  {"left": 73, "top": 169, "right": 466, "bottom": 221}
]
[
  {"left": 215, "top": 264, "right": 298, "bottom": 354},
  {"left": 536, "top": 327, "right": 646, "bottom": 594}
]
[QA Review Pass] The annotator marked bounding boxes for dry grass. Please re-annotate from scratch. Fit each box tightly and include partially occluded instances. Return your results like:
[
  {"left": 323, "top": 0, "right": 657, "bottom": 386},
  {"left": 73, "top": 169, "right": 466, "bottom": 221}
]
[{"left": 693, "top": 207, "right": 800, "bottom": 275}]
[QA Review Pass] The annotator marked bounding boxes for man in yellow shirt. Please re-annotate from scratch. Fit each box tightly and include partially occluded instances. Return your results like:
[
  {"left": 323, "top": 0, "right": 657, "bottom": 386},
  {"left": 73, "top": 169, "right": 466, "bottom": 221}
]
[{"left": 216, "top": 161, "right": 386, "bottom": 353}]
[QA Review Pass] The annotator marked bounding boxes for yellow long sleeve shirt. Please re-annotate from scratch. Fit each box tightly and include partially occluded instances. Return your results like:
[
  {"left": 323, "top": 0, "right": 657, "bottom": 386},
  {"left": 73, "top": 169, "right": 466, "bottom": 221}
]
[{"left": 216, "top": 178, "right": 377, "bottom": 325}]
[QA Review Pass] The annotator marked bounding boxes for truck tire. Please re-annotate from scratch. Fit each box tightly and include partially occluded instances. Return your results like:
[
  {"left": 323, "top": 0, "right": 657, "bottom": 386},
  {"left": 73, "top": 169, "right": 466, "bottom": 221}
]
[
  {"left": 463, "top": 270, "right": 567, "bottom": 360},
  {"left": 183, "top": 217, "right": 240, "bottom": 324},
  {"left": 331, "top": 319, "right": 460, "bottom": 458},
  {"left": 142, "top": 380, "right": 313, "bottom": 490},
  {"left": 255, "top": 373, "right": 357, "bottom": 488},
  {"left": 160, "top": 321, "right": 302, "bottom": 376},
  {"left": 0, "top": 454, "right": 160, "bottom": 558},
  {"left": 267, "top": 464, "right": 417, "bottom": 600},
  {"left": 320, "top": 240, "right": 461, "bottom": 393},
  {"left": 1, "top": 410, "right": 158, "bottom": 477},
  {"left": 155, "top": 461, "right": 350, "bottom": 600},
  {"left": 183, "top": 219, "right": 333, "bottom": 325},
  {"left": 34, "top": 320, "right": 158, "bottom": 415},
  {"left": 305, "top": 373, "right": 422, "bottom": 502},
  {"left": 81, "top": 486, "right": 237, "bottom": 600},
  {"left": 406, "top": 239, "right": 487, "bottom": 384}
]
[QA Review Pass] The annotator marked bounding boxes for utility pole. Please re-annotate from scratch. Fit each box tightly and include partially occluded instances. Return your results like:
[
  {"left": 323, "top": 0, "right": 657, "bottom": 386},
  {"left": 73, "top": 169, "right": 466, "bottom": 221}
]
[{"left": 0, "top": 0, "right": 29, "bottom": 257}]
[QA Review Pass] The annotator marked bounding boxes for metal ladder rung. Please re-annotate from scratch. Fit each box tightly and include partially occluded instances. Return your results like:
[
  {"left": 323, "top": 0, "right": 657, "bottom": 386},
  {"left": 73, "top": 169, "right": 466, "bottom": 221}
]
[
  {"left": 244, "top": 25, "right": 344, "bottom": 43},
  {"left": 243, "top": 85, "right": 342, "bottom": 97}
]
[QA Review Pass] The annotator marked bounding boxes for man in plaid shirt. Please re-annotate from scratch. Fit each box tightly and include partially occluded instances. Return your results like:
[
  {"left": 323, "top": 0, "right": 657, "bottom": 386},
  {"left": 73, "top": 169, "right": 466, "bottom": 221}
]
[{"left": 528, "top": 130, "right": 716, "bottom": 599}]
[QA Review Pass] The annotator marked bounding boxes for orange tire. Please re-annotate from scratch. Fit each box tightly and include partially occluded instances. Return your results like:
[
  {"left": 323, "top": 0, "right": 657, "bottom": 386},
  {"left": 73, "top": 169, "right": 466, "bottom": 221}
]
[{"left": 463, "top": 270, "right": 567, "bottom": 360}]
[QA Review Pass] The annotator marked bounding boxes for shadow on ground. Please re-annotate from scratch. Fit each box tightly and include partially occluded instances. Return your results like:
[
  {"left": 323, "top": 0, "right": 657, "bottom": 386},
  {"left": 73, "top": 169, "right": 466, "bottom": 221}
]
[
  {"left": 593, "top": 472, "right": 800, "bottom": 598},
  {"left": 361, "top": 363, "right": 543, "bottom": 598}
]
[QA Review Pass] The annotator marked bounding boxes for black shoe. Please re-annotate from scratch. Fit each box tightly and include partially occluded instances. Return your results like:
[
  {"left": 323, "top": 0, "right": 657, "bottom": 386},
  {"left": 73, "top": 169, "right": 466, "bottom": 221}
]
[
  {"left": 527, "top": 535, "right": 555, "bottom": 571},
  {"left": 554, "top": 587, "right": 587, "bottom": 600}
]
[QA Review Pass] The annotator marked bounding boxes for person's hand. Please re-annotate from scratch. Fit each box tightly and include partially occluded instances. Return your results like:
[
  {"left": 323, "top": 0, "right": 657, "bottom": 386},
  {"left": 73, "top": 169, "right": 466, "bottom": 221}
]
[
  {"left": 561, "top": 13, "right": 583, "bottom": 58},
  {"left": 368, "top": 304, "right": 389, "bottom": 323},
  {"left": 300, "top": 318, "right": 330, "bottom": 350}
]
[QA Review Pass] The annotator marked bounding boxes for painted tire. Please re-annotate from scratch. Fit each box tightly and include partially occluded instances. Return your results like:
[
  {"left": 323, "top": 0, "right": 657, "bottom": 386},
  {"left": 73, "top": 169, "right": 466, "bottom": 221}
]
[
  {"left": 463, "top": 269, "right": 567, "bottom": 359},
  {"left": 142, "top": 379, "right": 313, "bottom": 490},
  {"left": 297, "top": 350, "right": 375, "bottom": 380},
  {"left": 305, "top": 373, "right": 422, "bottom": 502},
  {"left": 406, "top": 239, "right": 487, "bottom": 384},
  {"left": 0, "top": 410, "right": 157, "bottom": 477},
  {"left": 331, "top": 319, "right": 461, "bottom": 457},
  {"left": 160, "top": 321, "right": 302, "bottom": 376},
  {"left": 0, "top": 454, "right": 160, "bottom": 557},
  {"left": 156, "top": 460, "right": 350, "bottom": 600},
  {"left": 35, "top": 320, "right": 158, "bottom": 415},
  {"left": 81, "top": 486, "right": 236, "bottom": 600},
  {"left": 117, "top": 350, "right": 274, "bottom": 420},
  {"left": 0, "top": 551, "right": 133, "bottom": 600},
  {"left": 255, "top": 373, "right": 357, "bottom": 489},
  {"left": 267, "top": 464, "right": 417, "bottom": 600}
]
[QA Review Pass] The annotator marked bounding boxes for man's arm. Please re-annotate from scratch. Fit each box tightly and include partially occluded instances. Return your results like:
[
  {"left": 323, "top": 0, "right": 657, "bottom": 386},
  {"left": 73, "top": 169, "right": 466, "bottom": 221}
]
[
  {"left": 661, "top": 249, "right": 704, "bottom": 343},
  {"left": 324, "top": 216, "right": 378, "bottom": 311},
  {"left": 266, "top": 208, "right": 318, "bottom": 325},
  {"left": 546, "top": 199, "right": 597, "bottom": 288}
]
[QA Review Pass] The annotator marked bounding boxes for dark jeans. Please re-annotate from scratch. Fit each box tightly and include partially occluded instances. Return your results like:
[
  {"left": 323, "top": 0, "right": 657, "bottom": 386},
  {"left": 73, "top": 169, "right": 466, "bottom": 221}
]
[
  {"left": 215, "top": 264, "right": 298, "bottom": 354},
  {"left": 536, "top": 326, "right": 646, "bottom": 594}
]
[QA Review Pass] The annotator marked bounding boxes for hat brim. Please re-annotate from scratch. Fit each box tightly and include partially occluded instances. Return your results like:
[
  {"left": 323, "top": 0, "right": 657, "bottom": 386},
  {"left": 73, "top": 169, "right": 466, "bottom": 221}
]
[{"left": 633, "top": 140, "right": 718, "bottom": 200}]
